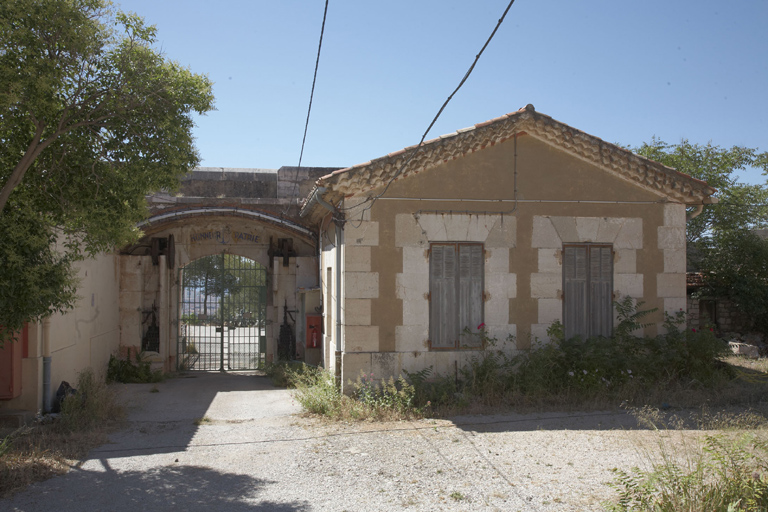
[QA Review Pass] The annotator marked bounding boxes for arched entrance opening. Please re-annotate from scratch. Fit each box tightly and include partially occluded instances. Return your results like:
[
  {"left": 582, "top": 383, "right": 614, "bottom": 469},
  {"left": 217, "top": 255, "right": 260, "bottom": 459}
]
[{"left": 178, "top": 254, "right": 267, "bottom": 371}]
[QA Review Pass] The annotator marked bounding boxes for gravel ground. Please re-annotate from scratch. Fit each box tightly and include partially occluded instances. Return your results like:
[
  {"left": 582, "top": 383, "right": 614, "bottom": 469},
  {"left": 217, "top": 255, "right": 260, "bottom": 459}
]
[{"left": 1, "top": 373, "right": 663, "bottom": 512}]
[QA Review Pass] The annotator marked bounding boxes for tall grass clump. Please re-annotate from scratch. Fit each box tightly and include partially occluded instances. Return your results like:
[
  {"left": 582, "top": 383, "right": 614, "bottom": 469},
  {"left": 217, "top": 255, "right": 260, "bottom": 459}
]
[
  {"left": 1, "top": 368, "right": 124, "bottom": 498},
  {"left": 608, "top": 428, "right": 768, "bottom": 512},
  {"left": 58, "top": 368, "right": 124, "bottom": 432}
]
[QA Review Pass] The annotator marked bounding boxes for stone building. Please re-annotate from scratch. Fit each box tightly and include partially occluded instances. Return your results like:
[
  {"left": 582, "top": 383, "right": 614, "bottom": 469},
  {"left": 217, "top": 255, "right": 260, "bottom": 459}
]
[{"left": 300, "top": 105, "right": 717, "bottom": 390}]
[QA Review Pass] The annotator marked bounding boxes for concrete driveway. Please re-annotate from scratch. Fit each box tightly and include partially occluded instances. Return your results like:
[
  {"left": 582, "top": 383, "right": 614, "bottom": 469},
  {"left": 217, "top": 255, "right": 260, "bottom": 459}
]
[
  {"left": 4, "top": 372, "right": 309, "bottom": 511},
  {"left": 3, "top": 372, "right": 649, "bottom": 511}
]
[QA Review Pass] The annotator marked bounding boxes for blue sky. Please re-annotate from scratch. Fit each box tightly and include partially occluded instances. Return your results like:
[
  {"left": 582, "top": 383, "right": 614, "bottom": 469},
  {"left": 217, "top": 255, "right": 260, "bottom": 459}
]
[{"left": 117, "top": 0, "right": 767, "bottom": 182}]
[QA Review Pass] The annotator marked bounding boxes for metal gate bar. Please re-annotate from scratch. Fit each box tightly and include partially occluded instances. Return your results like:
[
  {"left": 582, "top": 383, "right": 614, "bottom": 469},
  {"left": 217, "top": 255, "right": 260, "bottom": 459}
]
[{"left": 177, "top": 254, "right": 266, "bottom": 371}]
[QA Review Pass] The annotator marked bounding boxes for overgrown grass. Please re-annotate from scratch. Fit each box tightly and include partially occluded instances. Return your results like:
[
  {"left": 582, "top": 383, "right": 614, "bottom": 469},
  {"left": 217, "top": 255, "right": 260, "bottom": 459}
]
[
  {"left": 0, "top": 368, "right": 125, "bottom": 498},
  {"left": 606, "top": 407, "right": 768, "bottom": 511},
  {"left": 275, "top": 299, "right": 764, "bottom": 421},
  {"left": 406, "top": 300, "right": 746, "bottom": 413},
  {"left": 270, "top": 363, "right": 426, "bottom": 421}
]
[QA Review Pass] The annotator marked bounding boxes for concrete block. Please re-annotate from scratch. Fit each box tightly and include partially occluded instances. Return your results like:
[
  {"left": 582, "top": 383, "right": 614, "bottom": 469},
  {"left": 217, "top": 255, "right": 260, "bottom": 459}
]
[
  {"left": 401, "top": 290, "right": 428, "bottom": 326},
  {"left": 530, "top": 324, "right": 552, "bottom": 345},
  {"left": 506, "top": 273, "right": 517, "bottom": 299},
  {"left": 664, "top": 248, "right": 686, "bottom": 273},
  {"left": 538, "top": 298, "right": 562, "bottom": 324},
  {"left": 658, "top": 227, "right": 685, "bottom": 250},
  {"left": 402, "top": 246, "right": 428, "bottom": 273},
  {"left": 416, "top": 213, "right": 496, "bottom": 242},
  {"left": 345, "top": 272, "right": 379, "bottom": 299},
  {"left": 530, "top": 273, "right": 561, "bottom": 298},
  {"left": 395, "top": 214, "right": 428, "bottom": 248},
  {"left": 615, "top": 274, "right": 644, "bottom": 298},
  {"left": 486, "top": 324, "right": 516, "bottom": 346},
  {"left": 730, "top": 342, "right": 759, "bottom": 358},
  {"left": 656, "top": 273, "right": 686, "bottom": 298},
  {"left": 615, "top": 218, "right": 643, "bottom": 249},
  {"left": 486, "top": 272, "right": 514, "bottom": 303},
  {"left": 344, "top": 326, "right": 379, "bottom": 353},
  {"left": 431, "top": 350, "right": 452, "bottom": 377},
  {"left": 345, "top": 246, "right": 371, "bottom": 272},
  {"left": 550, "top": 216, "right": 578, "bottom": 243},
  {"left": 537, "top": 248, "right": 561, "bottom": 273},
  {"left": 344, "top": 299, "right": 371, "bottom": 326},
  {"left": 465, "top": 215, "right": 498, "bottom": 242},
  {"left": 395, "top": 325, "right": 428, "bottom": 352},
  {"left": 485, "top": 216, "right": 516, "bottom": 248},
  {"left": 484, "top": 295, "right": 509, "bottom": 325},
  {"left": 486, "top": 248, "right": 509, "bottom": 274},
  {"left": 575, "top": 217, "right": 600, "bottom": 243},
  {"left": 596, "top": 217, "right": 625, "bottom": 243},
  {"left": 415, "top": 215, "right": 448, "bottom": 241},
  {"left": 395, "top": 272, "right": 428, "bottom": 301},
  {"left": 664, "top": 203, "right": 686, "bottom": 228},
  {"left": 371, "top": 352, "right": 399, "bottom": 380},
  {"left": 345, "top": 221, "right": 379, "bottom": 247},
  {"left": 614, "top": 249, "right": 637, "bottom": 274},
  {"left": 532, "top": 216, "right": 561, "bottom": 248}
]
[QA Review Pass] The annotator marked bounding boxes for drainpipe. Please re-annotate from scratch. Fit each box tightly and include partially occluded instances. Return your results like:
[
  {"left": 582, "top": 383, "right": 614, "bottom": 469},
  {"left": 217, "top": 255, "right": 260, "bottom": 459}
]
[
  {"left": 41, "top": 318, "right": 51, "bottom": 413},
  {"left": 686, "top": 204, "right": 705, "bottom": 221},
  {"left": 334, "top": 221, "right": 343, "bottom": 388},
  {"left": 306, "top": 187, "right": 345, "bottom": 387}
]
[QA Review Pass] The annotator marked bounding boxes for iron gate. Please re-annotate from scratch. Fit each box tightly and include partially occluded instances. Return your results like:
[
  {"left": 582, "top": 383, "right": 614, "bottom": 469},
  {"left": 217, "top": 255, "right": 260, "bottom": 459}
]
[{"left": 177, "top": 254, "right": 267, "bottom": 371}]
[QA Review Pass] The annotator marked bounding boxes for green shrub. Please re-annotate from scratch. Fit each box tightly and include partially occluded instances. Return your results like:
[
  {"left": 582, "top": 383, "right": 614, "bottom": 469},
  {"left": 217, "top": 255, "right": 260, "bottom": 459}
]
[
  {"left": 106, "top": 351, "right": 164, "bottom": 384},
  {"left": 290, "top": 366, "right": 343, "bottom": 416}
]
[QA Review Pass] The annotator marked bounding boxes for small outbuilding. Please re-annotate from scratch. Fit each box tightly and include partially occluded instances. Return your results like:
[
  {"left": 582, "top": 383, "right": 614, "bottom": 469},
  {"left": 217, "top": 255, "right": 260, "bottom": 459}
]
[{"left": 300, "top": 104, "right": 717, "bottom": 389}]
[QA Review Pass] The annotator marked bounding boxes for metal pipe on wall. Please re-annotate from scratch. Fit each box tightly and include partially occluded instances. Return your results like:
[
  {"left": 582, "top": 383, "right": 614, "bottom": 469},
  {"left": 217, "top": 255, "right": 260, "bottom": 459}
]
[{"left": 41, "top": 318, "right": 51, "bottom": 413}]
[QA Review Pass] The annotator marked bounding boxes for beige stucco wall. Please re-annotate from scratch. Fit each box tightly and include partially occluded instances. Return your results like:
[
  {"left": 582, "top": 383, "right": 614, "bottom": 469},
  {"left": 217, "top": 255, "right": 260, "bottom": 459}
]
[
  {"left": 1, "top": 252, "right": 121, "bottom": 413},
  {"left": 324, "top": 134, "right": 686, "bottom": 386}
]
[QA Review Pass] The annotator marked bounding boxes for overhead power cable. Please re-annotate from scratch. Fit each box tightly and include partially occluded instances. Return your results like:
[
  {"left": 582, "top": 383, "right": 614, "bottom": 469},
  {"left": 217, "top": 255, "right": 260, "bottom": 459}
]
[
  {"left": 340, "top": 0, "right": 517, "bottom": 224},
  {"left": 298, "top": 0, "right": 329, "bottom": 169},
  {"left": 282, "top": 0, "right": 329, "bottom": 216}
]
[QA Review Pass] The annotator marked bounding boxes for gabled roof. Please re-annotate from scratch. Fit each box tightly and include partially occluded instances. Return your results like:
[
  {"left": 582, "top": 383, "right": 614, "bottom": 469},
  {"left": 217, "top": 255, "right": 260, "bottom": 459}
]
[{"left": 300, "top": 104, "right": 717, "bottom": 220}]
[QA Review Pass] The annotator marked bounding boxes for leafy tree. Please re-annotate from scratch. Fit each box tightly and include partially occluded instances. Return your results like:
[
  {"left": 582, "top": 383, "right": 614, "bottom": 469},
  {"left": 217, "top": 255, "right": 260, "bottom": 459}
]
[
  {"left": 183, "top": 256, "right": 241, "bottom": 318},
  {"left": 633, "top": 139, "right": 768, "bottom": 331},
  {"left": 0, "top": 0, "right": 215, "bottom": 342},
  {"left": 634, "top": 138, "right": 768, "bottom": 247}
]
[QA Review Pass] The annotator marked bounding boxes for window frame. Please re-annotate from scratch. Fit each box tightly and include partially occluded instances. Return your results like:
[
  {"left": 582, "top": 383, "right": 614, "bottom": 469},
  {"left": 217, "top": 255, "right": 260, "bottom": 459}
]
[
  {"left": 428, "top": 242, "right": 485, "bottom": 350},
  {"left": 562, "top": 243, "right": 614, "bottom": 340}
]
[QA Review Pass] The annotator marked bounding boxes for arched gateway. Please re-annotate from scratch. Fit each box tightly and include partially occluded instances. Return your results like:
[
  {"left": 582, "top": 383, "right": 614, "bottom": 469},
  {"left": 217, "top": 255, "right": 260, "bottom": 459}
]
[{"left": 118, "top": 167, "right": 336, "bottom": 372}]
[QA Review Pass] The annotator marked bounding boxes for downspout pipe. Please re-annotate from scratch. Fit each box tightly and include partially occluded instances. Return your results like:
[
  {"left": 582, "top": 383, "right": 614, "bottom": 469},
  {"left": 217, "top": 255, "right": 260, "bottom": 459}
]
[
  {"left": 310, "top": 187, "right": 345, "bottom": 387},
  {"left": 42, "top": 318, "right": 51, "bottom": 413},
  {"left": 686, "top": 204, "right": 705, "bottom": 221},
  {"left": 686, "top": 196, "right": 718, "bottom": 221}
]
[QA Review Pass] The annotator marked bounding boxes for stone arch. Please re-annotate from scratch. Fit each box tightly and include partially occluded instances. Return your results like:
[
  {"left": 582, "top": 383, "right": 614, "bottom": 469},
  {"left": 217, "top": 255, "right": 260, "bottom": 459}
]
[{"left": 119, "top": 208, "right": 319, "bottom": 371}]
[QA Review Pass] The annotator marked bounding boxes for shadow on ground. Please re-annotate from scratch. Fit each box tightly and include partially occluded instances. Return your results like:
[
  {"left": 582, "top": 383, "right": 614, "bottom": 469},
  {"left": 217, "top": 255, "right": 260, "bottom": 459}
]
[{"left": 24, "top": 462, "right": 308, "bottom": 512}]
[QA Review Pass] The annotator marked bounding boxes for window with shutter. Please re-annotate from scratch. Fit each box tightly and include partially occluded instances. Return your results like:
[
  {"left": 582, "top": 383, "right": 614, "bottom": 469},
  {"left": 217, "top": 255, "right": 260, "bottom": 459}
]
[
  {"left": 563, "top": 244, "right": 613, "bottom": 340},
  {"left": 429, "top": 243, "right": 484, "bottom": 349}
]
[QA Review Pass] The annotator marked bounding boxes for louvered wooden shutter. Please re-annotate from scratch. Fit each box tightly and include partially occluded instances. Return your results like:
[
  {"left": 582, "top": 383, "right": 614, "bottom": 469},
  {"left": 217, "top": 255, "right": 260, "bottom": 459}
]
[
  {"left": 430, "top": 245, "right": 457, "bottom": 348},
  {"left": 563, "top": 246, "right": 588, "bottom": 340},
  {"left": 458, "top": 244, "right": 484, "bottom": 347},
  {"left": 589, "top": 246, "right": 613, "bottom": 337}
]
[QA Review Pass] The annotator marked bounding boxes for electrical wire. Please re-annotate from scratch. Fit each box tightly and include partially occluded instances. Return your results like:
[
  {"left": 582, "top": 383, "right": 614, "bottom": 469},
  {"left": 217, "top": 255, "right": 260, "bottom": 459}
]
[
  {"left": 298, "top": 0, "right": 329, "bottom": 169},
  {"left": 283, "top": 0, "right": 330, "bottom": 216},
  {"left": 338, "top": 0, "right": 517, "bottom": 225}
]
